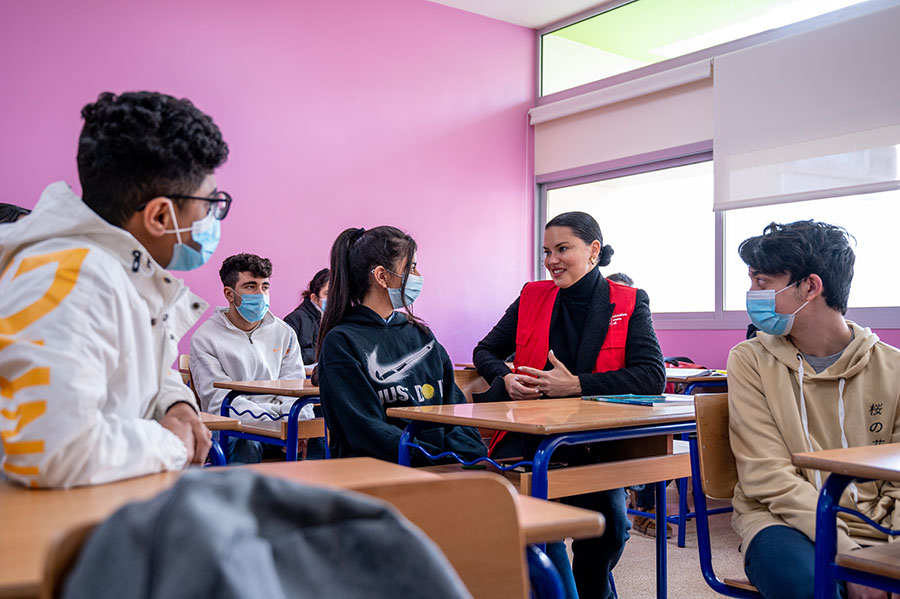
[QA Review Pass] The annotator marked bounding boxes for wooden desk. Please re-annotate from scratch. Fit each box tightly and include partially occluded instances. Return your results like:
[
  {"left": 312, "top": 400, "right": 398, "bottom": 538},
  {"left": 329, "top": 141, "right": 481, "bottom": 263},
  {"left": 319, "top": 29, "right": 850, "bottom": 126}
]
[
  {"left": 0, "top": 458, "right": 603, "bottom": 599},
  {"left": 212, "top": 380, "right": 322, "bottom": 460},
  {"left": 213, "top": 379, "right": 319, "bottom": 397},
  {"left": 388, "top": 397, "right": 695, "bottom": 599},
  {"left": 198, "top": 412, "right": 241, "bottom": 431},
  {"left": 665, "top": 369, "right": 727, "bottom": 394},
  {"left": 792, "top": 443, "right": 900, "bottom": 598}
]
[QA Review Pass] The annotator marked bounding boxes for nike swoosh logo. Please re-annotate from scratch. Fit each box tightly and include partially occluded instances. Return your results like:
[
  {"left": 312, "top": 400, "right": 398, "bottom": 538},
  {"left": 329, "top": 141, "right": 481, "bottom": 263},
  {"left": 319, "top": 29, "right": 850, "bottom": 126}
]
[{"left": 368, "top": 341, "right": 435, "bottom": 383}]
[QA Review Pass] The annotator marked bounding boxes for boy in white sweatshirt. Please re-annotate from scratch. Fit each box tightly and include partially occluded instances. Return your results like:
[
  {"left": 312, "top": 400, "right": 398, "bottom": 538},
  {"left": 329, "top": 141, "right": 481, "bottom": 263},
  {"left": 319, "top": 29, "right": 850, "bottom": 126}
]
[
  {"left": 190, "top": 253, "right": 313, "bottom": 463},
  {"left": 0, "top": 91, "right": 228, "bottom": 487},
  {"left": 728, "top": 220, "right": 900, "bottom": 599}
]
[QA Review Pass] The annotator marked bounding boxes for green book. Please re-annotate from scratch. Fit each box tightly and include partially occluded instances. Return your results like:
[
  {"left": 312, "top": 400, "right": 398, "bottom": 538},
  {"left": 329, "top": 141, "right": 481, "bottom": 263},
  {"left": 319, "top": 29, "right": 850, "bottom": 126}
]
[{"left": 583, "top": 394, "right": 687, "bottom": 406}]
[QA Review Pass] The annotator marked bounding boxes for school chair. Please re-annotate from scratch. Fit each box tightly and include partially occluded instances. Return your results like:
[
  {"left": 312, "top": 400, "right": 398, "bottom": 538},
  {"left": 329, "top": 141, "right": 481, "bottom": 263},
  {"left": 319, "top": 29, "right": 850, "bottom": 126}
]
[
  {"left": 452, "top": 369, "right": 489, "bottom": 403},
  {"left": 219, "top": 392, "right": 326, "bottom": 461},
  {"left": 177, "top": 354, "right": 201, "bottom": 405},
  {"left": 361, "top": 473, "right": 561, "bottom": 599},
  {"left": 688, "top": 393, "right": 761, "bottom": 598},
  {"left": 809, "top": 461, "right": 900, "bottom": 598}
]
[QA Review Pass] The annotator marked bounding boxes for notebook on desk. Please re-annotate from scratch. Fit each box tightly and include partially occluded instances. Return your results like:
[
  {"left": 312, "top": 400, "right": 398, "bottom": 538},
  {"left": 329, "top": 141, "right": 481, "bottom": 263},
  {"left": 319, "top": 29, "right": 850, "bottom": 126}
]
[
  {"left": 665, "top": 368, "right": 726, "bottom": 379},
  {"left": 583, "top": 393, "right": 695, "bottom": 406}
]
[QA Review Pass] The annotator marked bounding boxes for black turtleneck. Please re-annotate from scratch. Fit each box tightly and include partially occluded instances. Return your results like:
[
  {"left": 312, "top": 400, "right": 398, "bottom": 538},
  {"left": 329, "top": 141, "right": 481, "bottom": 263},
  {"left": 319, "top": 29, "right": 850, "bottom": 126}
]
[{"left": 548, "top": 267, "right": 600, "bottom": 372}]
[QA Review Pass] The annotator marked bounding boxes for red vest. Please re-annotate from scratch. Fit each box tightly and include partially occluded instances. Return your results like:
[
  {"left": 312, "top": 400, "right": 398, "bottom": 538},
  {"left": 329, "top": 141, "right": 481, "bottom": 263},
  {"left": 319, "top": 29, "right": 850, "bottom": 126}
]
[
  {"left": 514, "top": 279, "right": 636, "bottom": 374},
  {"left": 487, "top": 278, "right": 637, "bottom": 457}
]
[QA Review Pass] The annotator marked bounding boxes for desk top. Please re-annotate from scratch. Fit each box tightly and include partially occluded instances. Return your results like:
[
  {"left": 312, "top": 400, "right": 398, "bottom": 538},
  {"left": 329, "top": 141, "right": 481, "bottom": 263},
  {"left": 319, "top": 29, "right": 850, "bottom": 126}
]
[
  {"left": 791, "top": 442, "right": 900, "bottom": 482},
  {"left": 387, "top": 397, "right": 694, "bottom": 435},
  {"left": 213, "top": 379, "right": 320, "bottom": 397},
  {"left": 199, "top": 412, "right": 241, "bottom": 431},
  {"left": 0, "top": 458, "right": 602, "bottom": 597}
]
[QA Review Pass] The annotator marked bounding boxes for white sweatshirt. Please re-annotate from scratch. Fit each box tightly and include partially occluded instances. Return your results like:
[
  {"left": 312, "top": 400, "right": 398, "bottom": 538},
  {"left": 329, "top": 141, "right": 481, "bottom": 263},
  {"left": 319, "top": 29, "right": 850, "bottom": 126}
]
[
  {"left": 0, "top": 182, "right": 208, "bottom": 488},
  {"left": 190, "top": 308, "right": 313, "bottom": 423}
]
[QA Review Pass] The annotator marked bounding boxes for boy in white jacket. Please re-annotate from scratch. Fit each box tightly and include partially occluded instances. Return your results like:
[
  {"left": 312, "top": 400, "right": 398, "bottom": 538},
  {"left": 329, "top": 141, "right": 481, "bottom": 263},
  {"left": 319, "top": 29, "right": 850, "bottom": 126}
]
[
  {"left": 729, "top": 220, "right": 900, "bottom": 599},
  {"left": 190, "top": 253, "right": 313, "bottom": 463},
  {"left": 0, "top": 91, "right": 230, "bottom": 487}
]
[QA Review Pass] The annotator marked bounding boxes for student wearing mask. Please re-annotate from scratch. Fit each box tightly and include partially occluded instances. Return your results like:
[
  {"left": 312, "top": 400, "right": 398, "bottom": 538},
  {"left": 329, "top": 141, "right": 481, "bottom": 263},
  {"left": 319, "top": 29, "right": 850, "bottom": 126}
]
[
  {"left": 316, "top": 226, "right": 486, "bottom": 463},
  {"left": 729, "top": 221, "right": 900, "bottom": 599},
  {"left": 473, "top": 211, "right": 666, "bottom": 599},
  {"left": 0, "top": 91, "right": 227, "bottom": 487},
  {"left": 284, "top": 268, "right": 329, "bottom": 365},
  {"left": 190, "top": 253, "right": 314, "bottom": 463}
]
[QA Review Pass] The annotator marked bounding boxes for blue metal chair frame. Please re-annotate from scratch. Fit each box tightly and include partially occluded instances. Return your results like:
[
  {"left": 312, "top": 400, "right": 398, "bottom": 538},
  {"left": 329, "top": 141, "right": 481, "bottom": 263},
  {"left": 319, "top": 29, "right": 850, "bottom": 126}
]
[
  {"left": 398, "top": 419, "right": 696, "bottom": 599},
  {"left": 688, "top": 435, "right": 762, "bottom": 598},
  {"left": 527, "top": 545, "right": 565, "bottom": 599},
  {"left": 207, "top": 439, "right": 227, "bottom": 466},
  {"left": 627, "top": 433, "right": 732, "bottom": 548},
  {"left": 814, "top": 473, "right": 900, "bottom": 599},
  {"left": 218, "top": 389, "right": 320, "bottom": 461}
]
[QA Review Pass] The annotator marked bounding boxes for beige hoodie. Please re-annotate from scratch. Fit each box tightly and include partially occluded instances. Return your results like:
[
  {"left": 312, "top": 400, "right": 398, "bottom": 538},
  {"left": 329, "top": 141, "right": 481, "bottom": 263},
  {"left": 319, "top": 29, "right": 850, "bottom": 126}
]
[{"left": 728, "top": 321, "right": 900, "bottom": 554}]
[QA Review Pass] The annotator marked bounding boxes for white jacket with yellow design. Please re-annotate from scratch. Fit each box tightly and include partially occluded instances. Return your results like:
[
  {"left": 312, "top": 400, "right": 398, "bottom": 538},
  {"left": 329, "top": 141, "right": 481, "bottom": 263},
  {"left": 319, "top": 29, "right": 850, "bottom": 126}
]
[
  {"left": 0, "top": 182, "right": 209, "bottom": 488},
  {"left": 728, "top": 321, "right": 900, "bottom": 554}
]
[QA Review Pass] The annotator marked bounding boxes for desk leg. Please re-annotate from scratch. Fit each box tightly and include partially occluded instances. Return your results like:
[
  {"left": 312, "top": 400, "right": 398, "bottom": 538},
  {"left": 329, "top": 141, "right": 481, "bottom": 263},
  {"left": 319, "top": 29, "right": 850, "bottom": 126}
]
[
  {"left": 398, "top": 421, "right": 423, "bottom": 467},
  {"left": 656, "top": 479, "right": 668, "bottom": 599},
  {"left": 814, "top": 474, "right": 851, "bottom": 599}
]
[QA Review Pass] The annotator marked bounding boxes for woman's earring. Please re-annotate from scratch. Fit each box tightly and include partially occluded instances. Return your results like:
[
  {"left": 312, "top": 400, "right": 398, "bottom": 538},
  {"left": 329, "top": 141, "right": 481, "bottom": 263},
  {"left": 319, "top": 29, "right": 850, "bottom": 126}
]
[{"left": 590, "top": 256, "right": 596, "bottom": 265}]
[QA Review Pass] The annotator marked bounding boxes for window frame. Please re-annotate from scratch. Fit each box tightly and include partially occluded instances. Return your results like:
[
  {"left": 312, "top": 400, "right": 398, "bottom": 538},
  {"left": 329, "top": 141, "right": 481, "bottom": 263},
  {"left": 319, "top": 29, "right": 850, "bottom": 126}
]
[
  {"left": 536, "top": 0, "right": 883, "bottom": 104},
  {"left": 536, "top": 142, "right": 900, "bottom": 330}
]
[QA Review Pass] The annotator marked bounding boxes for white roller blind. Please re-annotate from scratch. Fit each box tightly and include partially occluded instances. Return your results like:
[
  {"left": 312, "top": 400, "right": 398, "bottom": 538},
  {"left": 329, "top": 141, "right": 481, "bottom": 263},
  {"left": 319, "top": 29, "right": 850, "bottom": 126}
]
[{"left": 713, "top": 1, "right": 900, "bottom": 211}]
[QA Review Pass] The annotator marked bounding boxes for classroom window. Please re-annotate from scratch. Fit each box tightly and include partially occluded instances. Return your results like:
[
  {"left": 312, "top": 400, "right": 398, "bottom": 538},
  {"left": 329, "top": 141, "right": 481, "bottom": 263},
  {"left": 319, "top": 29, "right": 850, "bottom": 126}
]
[
  {"left": 723, "top": 189, "right": 900, "bottom": 311},
  {"left": 544, "top": 160, "right": 715, "bottom": 313},
  {"left": 540, "top": 0, "right": 868, "bottom": 97}
]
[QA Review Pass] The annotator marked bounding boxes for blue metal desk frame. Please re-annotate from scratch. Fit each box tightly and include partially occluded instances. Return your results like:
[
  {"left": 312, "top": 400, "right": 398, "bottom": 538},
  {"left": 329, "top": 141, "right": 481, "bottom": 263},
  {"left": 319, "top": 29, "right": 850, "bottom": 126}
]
[
  {"left": 398, "top": 419, "right": 696, "bottom": 599},
  {"left": 814, "top": 473, "right": 900, "bottom": 598},
  {"left": 218, "top": 389, "right": 320, "bottom": 461}
]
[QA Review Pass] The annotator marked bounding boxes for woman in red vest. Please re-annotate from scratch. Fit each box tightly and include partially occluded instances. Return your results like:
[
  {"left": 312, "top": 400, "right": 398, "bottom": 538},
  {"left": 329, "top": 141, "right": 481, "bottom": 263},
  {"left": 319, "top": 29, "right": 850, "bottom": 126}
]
[{"left": 473, "top": 211, "right": 666, "bottom": 599}]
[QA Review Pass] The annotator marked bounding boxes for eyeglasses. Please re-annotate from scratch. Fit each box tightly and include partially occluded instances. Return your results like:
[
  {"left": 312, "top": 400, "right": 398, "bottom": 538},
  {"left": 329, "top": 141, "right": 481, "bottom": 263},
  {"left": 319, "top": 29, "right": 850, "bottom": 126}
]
[
  {"left": 167, "top": 191, "right": 232, "bottom": 220},
  {"left": 136, "top": 190, "right": 233, "bottom": 220}
]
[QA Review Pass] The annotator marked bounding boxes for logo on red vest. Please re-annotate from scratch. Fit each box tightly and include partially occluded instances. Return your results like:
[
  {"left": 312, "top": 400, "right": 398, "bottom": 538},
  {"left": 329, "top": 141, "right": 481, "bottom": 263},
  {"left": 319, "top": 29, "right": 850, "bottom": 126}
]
[{"left": 610, "top": 312, "right": 628, "bottom": 327}]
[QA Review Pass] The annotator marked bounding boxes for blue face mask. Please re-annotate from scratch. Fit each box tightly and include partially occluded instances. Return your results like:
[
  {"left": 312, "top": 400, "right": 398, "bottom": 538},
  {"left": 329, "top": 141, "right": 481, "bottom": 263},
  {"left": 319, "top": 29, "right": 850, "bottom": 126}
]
[
  {"left": 233, "top": 291, "right": 269, "bottom": 323},
  {"left": 746, "top": 282, "right": 809, "bottom": 336},
  {"left": 165, "top": 201, "right": 220, "bottom": 271},
  {"left": 387, "top": 272, "right": 423, "bottom": 309},
  {"left": 319, "top": 298, "right": 327, "bottom": 312}
]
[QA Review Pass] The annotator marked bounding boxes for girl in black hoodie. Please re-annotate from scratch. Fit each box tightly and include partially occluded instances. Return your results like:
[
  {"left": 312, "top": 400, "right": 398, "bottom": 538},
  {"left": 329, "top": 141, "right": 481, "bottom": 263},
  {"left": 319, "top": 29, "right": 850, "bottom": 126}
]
[{"left": 316, "top": 226, "right": 486, "bottom": 464}]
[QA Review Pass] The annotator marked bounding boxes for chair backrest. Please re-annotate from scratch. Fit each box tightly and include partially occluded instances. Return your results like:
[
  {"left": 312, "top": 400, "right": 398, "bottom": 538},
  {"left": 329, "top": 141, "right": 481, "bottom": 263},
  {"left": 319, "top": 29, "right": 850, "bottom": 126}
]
[
  {"left": 695, "top": 393, "right": 739, "bottom": 500},
  {"left": 359, "top": 473, "right": 529, "bottom": 599},
  {"left": 453, "top": 370, "right": 489, "bottom": 403},
  {"left": 177, "top": 354, "right": 191, "bottom": 385},
  {"left": 178, "top": 354, "right": 202, "bottom": 406}
]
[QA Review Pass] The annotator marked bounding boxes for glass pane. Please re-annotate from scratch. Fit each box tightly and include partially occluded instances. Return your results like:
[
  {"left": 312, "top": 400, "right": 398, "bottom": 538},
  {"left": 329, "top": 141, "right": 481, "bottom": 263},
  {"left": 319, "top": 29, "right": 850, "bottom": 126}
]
[
  {"left": 541, "top": 0, "right": 867, "bottom": 97},
  {"left": 723, "top": 189, "right": 900, "bottom": 310},
  {"left": 546, "top": 161, "right": 714, "bottom": 313}
]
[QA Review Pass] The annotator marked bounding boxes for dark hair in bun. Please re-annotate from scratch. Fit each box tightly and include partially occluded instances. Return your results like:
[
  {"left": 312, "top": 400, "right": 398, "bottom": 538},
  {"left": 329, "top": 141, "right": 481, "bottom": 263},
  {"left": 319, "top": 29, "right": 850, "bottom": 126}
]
[{"left": 546, "top": 211, "right": 614, "bottom": 266}]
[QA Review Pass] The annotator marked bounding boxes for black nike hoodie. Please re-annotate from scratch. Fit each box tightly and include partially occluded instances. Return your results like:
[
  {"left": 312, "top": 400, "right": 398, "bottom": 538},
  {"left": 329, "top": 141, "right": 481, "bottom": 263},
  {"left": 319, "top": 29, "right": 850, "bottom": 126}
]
[{"left": 318, "top": 305, "right": 487, "bottom": 464}]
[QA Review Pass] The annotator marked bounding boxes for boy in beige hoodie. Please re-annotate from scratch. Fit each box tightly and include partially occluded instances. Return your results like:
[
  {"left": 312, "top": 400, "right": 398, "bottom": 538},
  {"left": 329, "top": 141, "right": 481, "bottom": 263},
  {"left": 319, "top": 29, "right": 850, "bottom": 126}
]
[{"left": 728, "top": 220, "right": 900, "bottom": 599}]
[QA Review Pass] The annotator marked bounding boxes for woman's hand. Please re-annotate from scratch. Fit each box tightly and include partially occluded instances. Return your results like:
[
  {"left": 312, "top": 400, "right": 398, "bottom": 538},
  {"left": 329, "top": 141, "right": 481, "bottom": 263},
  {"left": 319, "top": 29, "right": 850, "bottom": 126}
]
[
  {"left": 515, "top": 351, "right": 582, "bottom": 398},
  {"left": 502, "top": 371, "right": 542, "bottom": 400}
]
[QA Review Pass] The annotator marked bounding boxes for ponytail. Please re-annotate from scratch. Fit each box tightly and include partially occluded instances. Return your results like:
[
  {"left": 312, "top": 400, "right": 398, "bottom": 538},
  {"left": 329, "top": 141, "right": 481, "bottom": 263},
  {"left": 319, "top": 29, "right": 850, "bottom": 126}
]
[{"left": 316, "top": 226, "right": 426, "bottom": 361}]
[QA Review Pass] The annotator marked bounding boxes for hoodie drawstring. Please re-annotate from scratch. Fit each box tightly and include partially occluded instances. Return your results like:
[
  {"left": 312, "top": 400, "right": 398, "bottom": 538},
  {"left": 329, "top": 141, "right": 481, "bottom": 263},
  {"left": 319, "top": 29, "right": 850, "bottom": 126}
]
[{"left": 796, "top": 355, "right": 856, "bottom": 500}]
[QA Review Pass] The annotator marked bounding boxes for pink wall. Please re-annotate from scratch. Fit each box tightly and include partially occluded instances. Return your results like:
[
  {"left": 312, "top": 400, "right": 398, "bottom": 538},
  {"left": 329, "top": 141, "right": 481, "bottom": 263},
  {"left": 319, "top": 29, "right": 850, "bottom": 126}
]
[
  {"left": 657, "top": 328, "right": 900, "bottom": 370},
  {"left": 0, "top": 0, "right": 535, "bottom": 362}
]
